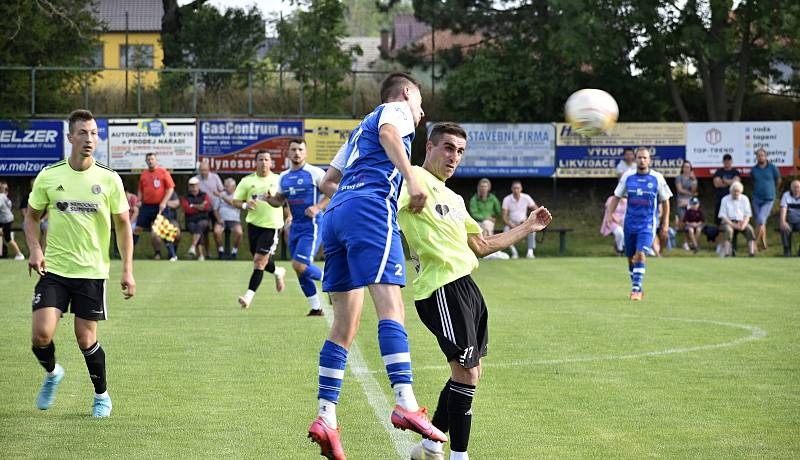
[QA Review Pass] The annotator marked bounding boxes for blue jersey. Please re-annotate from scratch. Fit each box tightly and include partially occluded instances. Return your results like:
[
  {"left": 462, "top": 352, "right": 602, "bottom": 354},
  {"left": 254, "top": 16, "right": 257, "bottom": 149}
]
[
  {"left": 614, "top": 169, "right": 673, "bottom": 233},
  {"left": 278, "top": 164, "right": 325, "bottom": 228},
  {"left": 328, "top": 102, "right": 416, "bottom": 211}
]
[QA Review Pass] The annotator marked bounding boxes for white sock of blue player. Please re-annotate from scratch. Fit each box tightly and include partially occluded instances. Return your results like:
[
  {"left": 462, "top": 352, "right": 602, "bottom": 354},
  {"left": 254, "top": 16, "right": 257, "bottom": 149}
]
[
  {"left": 378, "top": 319, "right": 419, "bottom": 410},
  {"left": 632, "top": 262, "right": 646, "bottom": 292},
  {"left": 318, "top": 340, "right": 348, "bottom": 428}
]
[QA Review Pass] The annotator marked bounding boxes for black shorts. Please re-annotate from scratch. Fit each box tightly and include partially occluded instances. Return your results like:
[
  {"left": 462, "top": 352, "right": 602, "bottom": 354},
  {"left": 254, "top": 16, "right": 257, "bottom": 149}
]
[
  {"left": 136, "top": 204, "right": 160, "bottom": 230},
  {"left": 187, "top": 219, "right": 209, "bottom": 235},
  {"left": 33, "top": 272, "right": 108, "bottom": 321},
  {"left": 415, "top": 275, "right": 488, "bottom": 368},
  {"left": 248, "top": 223, "right": 279, "bottom": 256},
  {"left": 1, "top": 221, "right": 12, "bottom": 242}
]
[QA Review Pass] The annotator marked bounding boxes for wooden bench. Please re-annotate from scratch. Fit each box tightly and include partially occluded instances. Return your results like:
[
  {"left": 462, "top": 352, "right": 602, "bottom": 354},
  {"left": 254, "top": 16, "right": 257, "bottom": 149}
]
[{"left": 537, "top": 227, "right": 574, "bottom": 255}]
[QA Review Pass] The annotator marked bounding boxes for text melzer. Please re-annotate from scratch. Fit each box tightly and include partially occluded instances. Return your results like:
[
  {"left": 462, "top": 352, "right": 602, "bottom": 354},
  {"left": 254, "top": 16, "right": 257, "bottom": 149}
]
[{"left": 0, "top": 130, "right": 58, "bottom": 143}]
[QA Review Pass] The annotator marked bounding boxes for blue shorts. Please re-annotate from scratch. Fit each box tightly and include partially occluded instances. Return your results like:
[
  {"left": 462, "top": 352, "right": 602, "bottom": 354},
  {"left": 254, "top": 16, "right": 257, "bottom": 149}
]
[
  {"left": 321, "top": 198, "right": 406, "bottom": 292},
  {"left": 289, "top": 224, "right": 321, "bottom": 264},
  {"left": 751, "top": 198, "right": 774, "bottom": 225},
  {"left": 624, "top": 229, "right": 655, "bottom": 258}
]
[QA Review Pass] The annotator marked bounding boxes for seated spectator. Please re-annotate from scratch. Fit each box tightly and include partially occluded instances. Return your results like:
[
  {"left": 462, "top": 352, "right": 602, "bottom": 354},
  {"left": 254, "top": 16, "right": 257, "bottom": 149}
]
[
  {"left": 718, "top": 181, "right": 755, "bottom": 257},
  {"left": 469, "top": 178, "right": 502, "bottom": 236},
  {"left": 214, "top": 177, "right": 243, "bottom": 260},
  {"left": 601, "top": 195, "right": 626, "bottom": 255},
  {"left": 182, "top": 177, "right": 212, "bottom": 261},
  {"left": 503, "top": 180, "right": 538, "bottom": 258},
  {"left": 779, "top": 179, "right": 800, "bottom": 257},
  {"left": 0, "top": 181, "right": 25, "bottom": 260},
  {"left": 682, "top": 197, "right": 705, "bottom": 253}
]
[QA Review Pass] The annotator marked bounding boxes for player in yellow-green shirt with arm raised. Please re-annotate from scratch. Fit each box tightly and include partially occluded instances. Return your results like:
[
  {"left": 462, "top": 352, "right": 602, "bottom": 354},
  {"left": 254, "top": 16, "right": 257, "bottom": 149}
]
[
  {"left": 25, "top": 109, "right": 135, "bottom": 418},
  {"left": 397, "top": 123, "right": 552, "bottom": 460}
]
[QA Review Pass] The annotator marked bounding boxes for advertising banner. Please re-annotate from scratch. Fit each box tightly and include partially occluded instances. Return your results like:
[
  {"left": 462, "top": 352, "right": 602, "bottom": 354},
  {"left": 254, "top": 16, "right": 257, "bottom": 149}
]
[
  {"left": 198, "top": 119, "right": 303, "bottom": 173},
  {"left": 0, "top": 120, "right": 64, "bottom": 175},
  {"left": 555, "top": 123, "right": 686, "bottom": 178},
  {"left": 62, "top": 119, "right": 109, "bottom": 165},
  {"left": 304, "top": 119, "right": 360, "bottom": 165},
  {"left": 685, "top": 121, "right": 794, "bottom": 177},
  {"left": 447, "top": 123, "right": 555, "bottom": 177},
  {"left": 109, "top": 118, "right": 197, "bottom": 172}
]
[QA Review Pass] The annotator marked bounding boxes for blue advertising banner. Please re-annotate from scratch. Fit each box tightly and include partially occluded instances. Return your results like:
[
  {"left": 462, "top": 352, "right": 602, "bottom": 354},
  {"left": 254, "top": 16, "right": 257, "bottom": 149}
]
[
  {"left": 556, "top": 123, "right": 686, "bottom": 177},
  {"left": 198, "top": 120, "right": 304, "bottom": 173},
  {"left": 0, "top": 120, "right": 64, "bottom": 175},
  {"left": 440, "top": 123, "right": 555, "bottom": 177}
]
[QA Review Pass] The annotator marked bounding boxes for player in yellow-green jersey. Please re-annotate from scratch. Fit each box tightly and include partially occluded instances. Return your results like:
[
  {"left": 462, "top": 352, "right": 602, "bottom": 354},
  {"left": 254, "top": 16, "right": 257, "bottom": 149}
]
[
  {"left": 397, "top": 123, "right": 552, "bottom": 460},
  {"left": 25, "top": 109, "right": 135, "bottom": 418},
  {"left": 231, "top": 149, "right": 286, "bottom": 308}
]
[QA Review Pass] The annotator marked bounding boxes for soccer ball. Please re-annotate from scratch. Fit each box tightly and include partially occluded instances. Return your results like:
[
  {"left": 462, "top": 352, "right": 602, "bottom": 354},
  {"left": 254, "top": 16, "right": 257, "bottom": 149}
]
[{"left": 564, "top": 89, "right": 619, "bottom": 136}]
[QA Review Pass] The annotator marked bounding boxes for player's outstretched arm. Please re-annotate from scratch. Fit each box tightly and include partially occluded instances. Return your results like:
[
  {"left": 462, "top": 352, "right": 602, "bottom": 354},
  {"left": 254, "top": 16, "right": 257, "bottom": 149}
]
[
  {"left": 379, "top": 124, "right": 425, "bottom": 213},
  {"left": 24, "top": 207, "right": 46, "bottom": 276},
  {"left": 468, "top": 207, "right": 552, "bottom": 257},
  {"left": 112, "top": 212, "right": 136, "bottom": 300}
]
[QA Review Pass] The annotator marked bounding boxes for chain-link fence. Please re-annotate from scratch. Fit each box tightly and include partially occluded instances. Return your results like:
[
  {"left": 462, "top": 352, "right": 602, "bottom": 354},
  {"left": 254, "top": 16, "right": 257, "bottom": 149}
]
[{"left": 0, "top": 66, "right": 393, "bottom": 118}]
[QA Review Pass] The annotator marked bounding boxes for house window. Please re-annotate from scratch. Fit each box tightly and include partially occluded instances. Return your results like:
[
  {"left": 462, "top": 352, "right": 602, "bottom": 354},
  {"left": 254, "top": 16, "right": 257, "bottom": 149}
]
[
  {"left": 91, "top": 45, "right": 104, "bottom": 68},
  {"left": 119, "top": 45, "right": 154, "bottom": 69}
]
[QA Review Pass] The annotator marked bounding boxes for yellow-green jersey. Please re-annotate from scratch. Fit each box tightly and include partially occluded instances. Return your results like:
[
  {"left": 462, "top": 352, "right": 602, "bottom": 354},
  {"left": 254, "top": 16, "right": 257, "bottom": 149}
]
[
  {"left": 233, "top": 172, "right": 284, "bottom": 229},
  {"left": 398, "top": 166, "right": 481, "bottom": 300},
  {"left": 28, "top": 159, "right": 129, "bottom": 279}
]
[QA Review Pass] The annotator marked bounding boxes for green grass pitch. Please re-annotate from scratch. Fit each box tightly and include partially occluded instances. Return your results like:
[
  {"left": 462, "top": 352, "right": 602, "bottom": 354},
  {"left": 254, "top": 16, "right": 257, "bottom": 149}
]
[{"left": 0, "top": 257, "right": 797, "bottom": 459}]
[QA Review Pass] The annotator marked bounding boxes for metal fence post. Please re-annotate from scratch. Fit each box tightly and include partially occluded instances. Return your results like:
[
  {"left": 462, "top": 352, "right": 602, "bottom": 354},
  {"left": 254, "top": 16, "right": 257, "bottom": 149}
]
[
  {"left": 247, "top": 69, "right": 253, "bottom": 116},
  {"left": 299, "top": 82, "right": 304, "bottom": 115},
  {"left": 30, "top": 68, "right": 36, "bottom": 116},
  {"left": 136, "top": 68, "right": 142, "bottom": 116},
  {"left": 351, "top": 71, "right": 357, "bottom": 116},
  {"left": 83, "top": 75, "right": 89, "bottom": 109},
  {"left": 192, "top": 71, "right": 198, "bottom": 115}
]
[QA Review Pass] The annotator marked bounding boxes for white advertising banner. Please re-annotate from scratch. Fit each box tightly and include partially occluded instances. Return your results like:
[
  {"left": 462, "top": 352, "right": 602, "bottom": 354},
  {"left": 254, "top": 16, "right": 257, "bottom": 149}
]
[
  {"left": 109, "top": 118, "right": 197, "bottom": 172},
  {"left": 686, "top": 122, "right": 794, "bottom": 177},
  {"left": 450, "top": 123, "right": 555, "bottom": 177}
]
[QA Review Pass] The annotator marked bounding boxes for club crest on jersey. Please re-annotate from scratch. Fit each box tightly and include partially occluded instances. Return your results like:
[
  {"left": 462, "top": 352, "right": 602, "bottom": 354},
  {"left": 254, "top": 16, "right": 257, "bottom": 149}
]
[
  {"left": 91, "top": 184, "right": 102, "bottom": 194},
  {"left": 647, "top": 182, "right": 653, "bottom": 189},
  {"left": 297, "top": 178, "right": 304, "bottom": 184},
  {"left": 153, "top": 179, "right": 161, "bottom": 188}
]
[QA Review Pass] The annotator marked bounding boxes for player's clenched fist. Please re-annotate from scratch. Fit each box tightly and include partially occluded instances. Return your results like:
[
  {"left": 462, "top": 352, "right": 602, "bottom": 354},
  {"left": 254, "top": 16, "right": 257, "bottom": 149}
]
[{"left": 526, "top": 207, "right": 552, "bottom": 233}]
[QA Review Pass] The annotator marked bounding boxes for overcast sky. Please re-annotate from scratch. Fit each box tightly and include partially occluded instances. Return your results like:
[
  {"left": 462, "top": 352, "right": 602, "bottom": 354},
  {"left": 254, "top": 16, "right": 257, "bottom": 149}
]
[{"left": 178, "top": 0, "right": 298, "bottom": 17}]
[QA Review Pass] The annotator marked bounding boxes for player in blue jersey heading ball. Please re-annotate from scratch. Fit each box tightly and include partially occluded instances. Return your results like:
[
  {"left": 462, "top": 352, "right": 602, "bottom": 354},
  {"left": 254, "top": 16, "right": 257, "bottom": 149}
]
[
  {"left": 306, "top": 72, "right": 447, "bottom": 459},
  {"left": 605, "top": 147, "right": 673, "bottom": 300}
]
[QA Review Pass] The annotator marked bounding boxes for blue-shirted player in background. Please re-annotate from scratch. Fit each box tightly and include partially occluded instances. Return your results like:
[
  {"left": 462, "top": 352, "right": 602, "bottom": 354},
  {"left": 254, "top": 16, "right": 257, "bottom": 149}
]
[
  {"left": 605, "top": 147, "right": 672, "bottom": 300},
  {"left": 265, "top": 138, "right": 329, "bottom": 316},
  {"left": 306, "top": 72, "right": 447, "bottom": 459}
]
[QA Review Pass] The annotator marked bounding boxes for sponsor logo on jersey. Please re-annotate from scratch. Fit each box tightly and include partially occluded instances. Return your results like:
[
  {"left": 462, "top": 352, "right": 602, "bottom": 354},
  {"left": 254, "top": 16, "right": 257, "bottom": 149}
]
[{"left": 55, "top": 201, "right": 100, "bottom": 213}]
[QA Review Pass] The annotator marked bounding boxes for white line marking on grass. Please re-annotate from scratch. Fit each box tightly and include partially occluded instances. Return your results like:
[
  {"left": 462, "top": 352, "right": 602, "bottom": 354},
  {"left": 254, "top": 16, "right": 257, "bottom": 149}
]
[
  {"left": 395, "top": 313, "right": 767, "bottom": 372},
  {"left": 322, "top": 303, "right": 415, "bottom": 458}
]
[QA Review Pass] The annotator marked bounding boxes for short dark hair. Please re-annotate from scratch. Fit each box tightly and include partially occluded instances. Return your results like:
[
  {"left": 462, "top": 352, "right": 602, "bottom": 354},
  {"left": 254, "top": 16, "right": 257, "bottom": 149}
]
[
  {"left": 722, "top": 153, "right": 732, "bottom": 161},
  {"left": 429, "top": 122, "right": 466, "bottom": 145},
  {"left": 253, "top": 149, "right": 271, "bottom": 161},
  {"left": 380, "top": 72, "right": 421, "bottom": 103},
  {"left": 68, "top": 109, "right": 95, "bottom": 133},
  {"left": 145, "top": 152, "right": 156, "bottom": 159},
  {"left": 288, "top": 138, "right": 306, "bottom": 146},
  {"left": 511, "top": 180, "right": 523, "bottom": 187}
]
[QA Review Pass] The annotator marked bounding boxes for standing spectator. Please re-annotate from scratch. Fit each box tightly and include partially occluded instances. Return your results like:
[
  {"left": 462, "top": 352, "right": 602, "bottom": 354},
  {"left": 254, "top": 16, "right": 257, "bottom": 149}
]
[
  {"left": 616, "top": 148, "right": 635, "bottom": 178},
  {"left": 750, "top": 147, "right": 781, "bottom": 251},
  {"left": 0, "top": 181, "right": 25, "bottom": 259},
  {"left": 502, "top": 180, "right": 538, "bottom": 258},
  {"left": 601, "top": 195, "right": 626, "bottom": 255},
  {"left": 21, "top": 178, "right": 48, "bottom": 253},
  {"left": 192, "top": 160, "right": 224, "bottom": 254},
  {"left": 682, "top": 197, "right": 705, "bottom": 253},
  {"left": 468, "top": 178, "right": 502, "bottom": 236},
  {"left": 779, "top": 180, "right": 800, "bottom": 257},
  {"left": 182, "top": 177, "right": 212, "bottom": 261},
  {"left": 674, "top": 160, "right": 697, "bottom": 249},
  {"left": 712, "top": 153, "right": 741, "bottom": 224},
  {"left": 214, "top": 177, "right": 243, "bottom": 259},
  {"left": 718, "top": 182, "right": 755, "bottom": 257},
  {"left": 135, "top": 153, "right": 175, "bottom": 259}
]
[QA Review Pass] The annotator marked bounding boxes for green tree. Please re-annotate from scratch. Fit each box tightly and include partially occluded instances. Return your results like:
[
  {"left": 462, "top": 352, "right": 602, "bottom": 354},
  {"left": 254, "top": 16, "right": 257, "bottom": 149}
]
[
  {"left": 343, "top": 0, "right": 412, "bottom": 36},
  {"left": 271, "top": 0, "right": 361, "bottom": 113},
  {"left": 0, "top": 0, "right": 101, "bottom": 115}
]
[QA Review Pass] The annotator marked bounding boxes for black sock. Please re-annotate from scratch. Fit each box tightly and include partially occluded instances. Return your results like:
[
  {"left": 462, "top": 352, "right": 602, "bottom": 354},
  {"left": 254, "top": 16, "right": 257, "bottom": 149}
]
[
  {"left": 32, "top": 341, "right": 56, "bottom": 373},
  {"left": 248, "top": 269, "right": 264, "bottom": 291},
  {"left": 431, "top": 379, "right": 451, "bottom": 433},
  {"left": 81, "top": 342, "right": 107, "bottom": 394},
  {"left": 264, "top": 258, "right": 275, "bottom": 274},
  {"left": 448, "top": 381, "right": 476, "bottom": 453},
  {"left": 133, "top": 234, "right": 140, "bottom": 246}
]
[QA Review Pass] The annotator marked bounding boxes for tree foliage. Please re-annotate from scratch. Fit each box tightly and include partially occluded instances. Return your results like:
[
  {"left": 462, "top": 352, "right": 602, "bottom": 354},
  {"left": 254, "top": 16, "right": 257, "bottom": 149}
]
[
  {"left": 342, "top": 0, "right": 412, "bottom": 36},
  {"left": 271, "top": 0, "right": 361, "bottom": 113},
  {"left": 0, "top": 0, "right": 101, "bottom": 115},
  {"left": 410, "top": 0, "right": 799, "bottom": 122}
]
